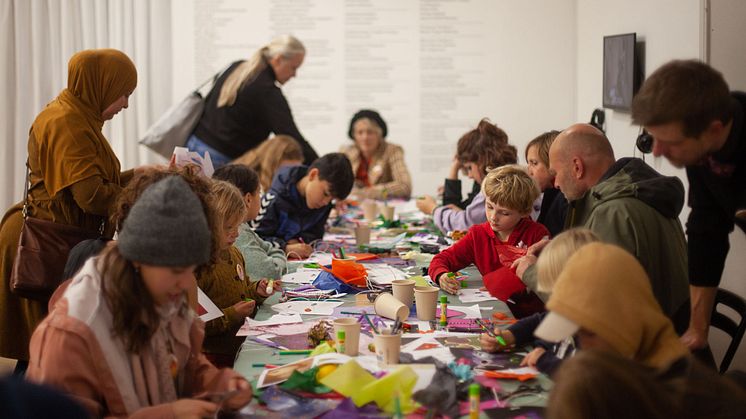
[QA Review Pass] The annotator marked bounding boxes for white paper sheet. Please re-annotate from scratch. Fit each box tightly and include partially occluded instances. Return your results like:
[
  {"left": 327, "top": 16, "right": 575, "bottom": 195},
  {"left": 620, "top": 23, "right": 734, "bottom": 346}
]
[
  {"left": 458, "top": 288, "right": 498, "bottom": 303},
  {"left": 197, "top": 287, "right": 223, "bottom": 322},
  {"left": 306, "top": 252, "right": 333, "bottom": 266},
  {"left": 365, "top": 265, "right": 408, "bottom": 285},
  {"left": 281, "top": 269, "right": 321, "bottom": 284},
  {"left": 270, "top": 301, "right": 344, "bottom": 316},
  {"left": 244, "top": 313, "right": 303, "bottom": 328}
]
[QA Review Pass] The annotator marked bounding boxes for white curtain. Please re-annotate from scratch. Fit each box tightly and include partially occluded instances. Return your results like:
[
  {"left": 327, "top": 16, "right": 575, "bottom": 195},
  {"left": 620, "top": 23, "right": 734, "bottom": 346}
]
[{"left": 0, "top": 0, "right": 174, "bottom": 211}]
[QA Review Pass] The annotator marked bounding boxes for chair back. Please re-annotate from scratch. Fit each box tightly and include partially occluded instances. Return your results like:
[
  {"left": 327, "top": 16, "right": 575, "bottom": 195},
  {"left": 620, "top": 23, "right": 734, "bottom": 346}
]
[{"left": 711, "top": 288, "right": 746, "bottom": 374}]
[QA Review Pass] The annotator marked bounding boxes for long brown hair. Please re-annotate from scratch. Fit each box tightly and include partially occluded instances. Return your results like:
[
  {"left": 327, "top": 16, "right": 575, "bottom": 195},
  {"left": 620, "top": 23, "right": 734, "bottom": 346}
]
[
  {"left": 98, "top": 243, "right": 184, "bottom": 354},
  {"left": 111, "top": 164, "right": 220, "bottom": 266},
  {"left": 456, "top": 118, "right": 517, "bottom": 175},
  {"left": 233, "top": 135, "right": 303, "bottom": 192}
]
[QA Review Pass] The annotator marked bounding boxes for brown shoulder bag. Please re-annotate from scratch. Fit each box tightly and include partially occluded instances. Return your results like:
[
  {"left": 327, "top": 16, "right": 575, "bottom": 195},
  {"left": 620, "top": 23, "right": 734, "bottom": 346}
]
[{"left": 10, "top": 162, "right": 103, "bottom": 301}]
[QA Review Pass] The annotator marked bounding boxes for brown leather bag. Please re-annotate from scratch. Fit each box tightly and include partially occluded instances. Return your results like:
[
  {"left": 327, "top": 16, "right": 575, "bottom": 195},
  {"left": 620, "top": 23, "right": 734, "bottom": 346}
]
[{"left": 9, "top": 163, "right": 102, "bottom": 301}]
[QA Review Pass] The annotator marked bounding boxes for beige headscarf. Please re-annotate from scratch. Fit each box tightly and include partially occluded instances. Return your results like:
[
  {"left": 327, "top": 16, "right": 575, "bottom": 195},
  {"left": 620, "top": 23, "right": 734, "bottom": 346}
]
[
  {"left": 31, "top": 49, "right": 137, "bottom": 196},
  {"left": 546, "top": 243, "right": 689, "bottom": 369}
]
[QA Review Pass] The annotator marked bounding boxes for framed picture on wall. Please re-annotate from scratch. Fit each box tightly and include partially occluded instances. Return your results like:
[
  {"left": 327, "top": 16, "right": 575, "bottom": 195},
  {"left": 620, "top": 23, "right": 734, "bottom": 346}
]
[{"left": 603, "top": 33, "right": 638, "bottom": 111}]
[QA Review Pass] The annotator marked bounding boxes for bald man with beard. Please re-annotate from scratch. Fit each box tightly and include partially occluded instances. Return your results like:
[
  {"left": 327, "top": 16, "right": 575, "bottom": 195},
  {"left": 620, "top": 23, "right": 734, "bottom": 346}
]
[{"left": 517, "top": 124, "right": 690, "bottom": 334}]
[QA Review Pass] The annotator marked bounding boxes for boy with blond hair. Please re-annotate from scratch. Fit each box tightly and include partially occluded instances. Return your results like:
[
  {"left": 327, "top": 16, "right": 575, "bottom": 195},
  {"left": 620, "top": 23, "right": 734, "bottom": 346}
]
[{"left": 429, "top": 165, "right": 549, "bottom": 318}]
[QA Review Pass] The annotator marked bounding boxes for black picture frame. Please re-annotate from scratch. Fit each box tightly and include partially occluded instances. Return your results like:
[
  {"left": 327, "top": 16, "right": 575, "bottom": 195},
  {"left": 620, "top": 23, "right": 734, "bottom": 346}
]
[{"left": 602, "top": 33, "right": 637, "bottom": 111}]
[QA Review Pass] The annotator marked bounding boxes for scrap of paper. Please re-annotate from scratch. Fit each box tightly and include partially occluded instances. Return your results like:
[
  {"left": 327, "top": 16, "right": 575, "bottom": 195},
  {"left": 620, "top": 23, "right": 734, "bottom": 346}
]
[
  {"left": 271, "top": 301, "right": 344, "bottom": 316},
  {"left": 196, "top": 287, "right": 223, "bottom": 322},
  {"left": 458, "top": 288, "right": 498, "bottom": 303},
  {"left": 281, "top": 270, "right": 321, "bottom": 284}
]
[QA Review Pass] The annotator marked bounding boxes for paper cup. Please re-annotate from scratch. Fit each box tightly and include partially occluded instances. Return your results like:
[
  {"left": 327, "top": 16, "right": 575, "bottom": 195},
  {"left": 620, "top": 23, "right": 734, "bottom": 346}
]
[
  {"left": 391, "top": 279, "right": 416, "bottom": 307},
  {"left": 414, "top": 286, "right": 440, "bottom": 321},
  {"left": 381, "top": 205, "right": 395, "bottom": 221},
  {"left": 374, "top": 292, "right": 410, "bottom": 321},
  {"left": 354, "top": 224, "right": 371, "bottom": 246},
  {"left": 373, "top": 332, "right": 401, "bottom": 365},
  {"left": 362, "top": 200, "right": 379, "bottom": 221},
  {"left": 334, "top": 318, "right": 361, "bottom": 356}
]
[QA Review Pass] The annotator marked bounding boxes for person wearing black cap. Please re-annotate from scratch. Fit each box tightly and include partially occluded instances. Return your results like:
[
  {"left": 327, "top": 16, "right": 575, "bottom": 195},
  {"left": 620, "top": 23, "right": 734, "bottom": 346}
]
[
  {"left": 27, "top": 177, "right": 253, "bottom": 418},
  {"left": 340, "top": 109, "right": 412, "bottom": 200}
]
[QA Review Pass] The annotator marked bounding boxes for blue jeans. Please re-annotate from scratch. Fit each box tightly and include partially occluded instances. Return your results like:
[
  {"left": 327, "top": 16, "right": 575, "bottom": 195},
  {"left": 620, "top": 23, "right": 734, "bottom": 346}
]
[{"left": 186, "top": 134, "right": 232, "bottom": 169}]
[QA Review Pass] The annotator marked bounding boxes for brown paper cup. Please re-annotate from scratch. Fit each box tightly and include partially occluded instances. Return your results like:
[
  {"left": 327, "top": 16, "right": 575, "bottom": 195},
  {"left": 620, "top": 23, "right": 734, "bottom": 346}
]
[
  {"left": 381, "top": 205, "right": 395, "bottom": 221},
  {"left": 391, "top": 279, "right": 416, "bottom": 307},
  {"left": 374, "top": 292, "right": 410, "bottom": 321},
  {"left": 373, "top": 332, "right": 401, "bottom": 365},
  {"left": 333, "top": 318, "right": 361, "bottom": 356},
  {"left": 362, "top": 200, "right": 379, "bottom": 221},
  {"left": 414, "top": 286, "right": 440, "bottom": 321},
  {"left": 354, "top": 224, "right": 371, "bottom": 246}
]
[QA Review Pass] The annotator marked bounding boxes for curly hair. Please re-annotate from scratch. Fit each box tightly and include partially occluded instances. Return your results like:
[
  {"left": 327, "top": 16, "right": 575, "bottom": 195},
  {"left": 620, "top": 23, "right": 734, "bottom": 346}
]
[
  {"left": 111, "top": 164, "right": 220, "bottom": 265},
  {"left": 457, "top": 118, "right": 517, "bottom": 174}
]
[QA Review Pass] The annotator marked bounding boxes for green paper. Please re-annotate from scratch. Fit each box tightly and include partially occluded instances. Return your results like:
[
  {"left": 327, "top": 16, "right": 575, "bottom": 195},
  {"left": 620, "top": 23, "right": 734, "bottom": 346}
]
[
  {"left": 280, "top": 367, "right": 332, "bottom": 393},
  {"left": 310, "top": 341, "right": 336, "bottom": 356}
]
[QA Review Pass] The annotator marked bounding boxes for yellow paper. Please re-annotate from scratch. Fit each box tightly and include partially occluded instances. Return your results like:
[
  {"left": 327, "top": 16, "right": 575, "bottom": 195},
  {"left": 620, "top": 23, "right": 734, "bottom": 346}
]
[
  {"left": 352, "top": 365, "right": 419, "bottom": 414},
  {"left": 319, "top": 360, "right": 376, "bottom": 396},
  {"left": 409, "top": 275, "right": 430, "bottom": 287}
]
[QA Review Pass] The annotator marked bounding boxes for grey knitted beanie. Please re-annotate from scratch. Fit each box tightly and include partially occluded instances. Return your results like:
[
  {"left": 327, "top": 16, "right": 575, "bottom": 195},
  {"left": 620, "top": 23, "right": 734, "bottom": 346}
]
[{"left": 118, "top": 176, "right": 211, "bottom": 266}]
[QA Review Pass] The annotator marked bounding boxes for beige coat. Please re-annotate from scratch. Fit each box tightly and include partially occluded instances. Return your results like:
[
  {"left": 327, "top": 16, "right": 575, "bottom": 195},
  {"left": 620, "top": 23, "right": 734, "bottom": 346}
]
[{"left": 341, "top": 142, "right": 412, "bottom": 199}]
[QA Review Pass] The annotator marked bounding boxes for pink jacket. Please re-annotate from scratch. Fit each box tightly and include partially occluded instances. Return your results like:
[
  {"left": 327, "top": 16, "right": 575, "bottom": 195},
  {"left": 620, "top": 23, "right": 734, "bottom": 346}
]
[{"left": 27, "top": 260, "right": 244, "bottom": 418}]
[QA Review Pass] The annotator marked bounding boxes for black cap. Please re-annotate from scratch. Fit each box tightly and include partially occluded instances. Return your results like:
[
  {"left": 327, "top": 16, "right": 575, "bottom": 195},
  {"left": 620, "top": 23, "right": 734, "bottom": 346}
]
[{"left": 348, "top": 109, "right": 387, "bottom": 139}]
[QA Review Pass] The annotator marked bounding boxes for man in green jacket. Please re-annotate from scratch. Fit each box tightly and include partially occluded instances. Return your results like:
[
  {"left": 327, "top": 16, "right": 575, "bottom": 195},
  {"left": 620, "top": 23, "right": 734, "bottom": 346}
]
[{"left": 518, "top": 123, "right": 689, "bottom": 333}]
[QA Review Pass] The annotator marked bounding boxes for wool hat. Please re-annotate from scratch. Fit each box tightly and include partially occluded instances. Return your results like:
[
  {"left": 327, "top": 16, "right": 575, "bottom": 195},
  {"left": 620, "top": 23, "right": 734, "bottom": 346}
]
[
  {"left": 348, "top": 109, "right": 387, "bottom": 139},
  {"left": 118, "top": 176, "right": 211, "bottom": 266}
]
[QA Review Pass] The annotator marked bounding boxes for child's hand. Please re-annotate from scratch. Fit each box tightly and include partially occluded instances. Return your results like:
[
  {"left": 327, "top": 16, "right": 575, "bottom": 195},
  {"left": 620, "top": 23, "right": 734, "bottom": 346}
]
[
  {"left": 171, "top": 399, "right": 217, "bottom": 419},
  {"left": 231, "top": 300, "right": 256, "bottom": 321},
  {"left": 285, "top": 243, "right": 313, "bottom": 259},
  {"left": 480, "top": 328, "right": 515, "bottom": 352},
  {"left": 438, "top": 273, "right": 460, "bottom": 295},
  {"left": 510, "top": 254, "right": 537, "bottom": 279},
  {"left": 222, "top": 378, "right": 253, "bottom": 411},
  {"left": 416, "top": 195, "right": 437, "bottom": 215},
  {"left": 520, "top": 347, "right": 546, "bottom": 367},
  {"left": 256, "top": 278, "right": 282, "bottom": 297}
]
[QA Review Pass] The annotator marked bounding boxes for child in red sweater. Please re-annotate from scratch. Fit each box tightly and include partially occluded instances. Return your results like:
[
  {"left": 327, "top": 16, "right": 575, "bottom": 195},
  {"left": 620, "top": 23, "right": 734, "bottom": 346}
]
[{"left": 428, "top": 165, "right": 549, "bottom": 318}]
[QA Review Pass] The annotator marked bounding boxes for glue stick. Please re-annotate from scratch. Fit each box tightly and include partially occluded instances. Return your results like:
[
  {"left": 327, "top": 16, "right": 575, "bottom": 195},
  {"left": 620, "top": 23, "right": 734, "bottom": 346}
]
[
  {"left": 265, "top": 279, "right": 274, "bottom": 295},
  {"left": 469, "top": 383, "right": 480, "bottom": 418},
  {"left": 440, "top": 295, "right": 448, "bottom": 328},
  {"left": 336, "top": 330, "right": 346, "bottom": 354}
]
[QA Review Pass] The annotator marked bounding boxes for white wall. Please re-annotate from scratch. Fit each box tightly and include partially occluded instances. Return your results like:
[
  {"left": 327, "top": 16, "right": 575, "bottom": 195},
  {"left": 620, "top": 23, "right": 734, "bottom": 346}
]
[
  {"left": 576, "top": 0, "right": 745, "bottom": 370},
  {"left": 170, "top": 0, "right": 577, "bottom": 197}
]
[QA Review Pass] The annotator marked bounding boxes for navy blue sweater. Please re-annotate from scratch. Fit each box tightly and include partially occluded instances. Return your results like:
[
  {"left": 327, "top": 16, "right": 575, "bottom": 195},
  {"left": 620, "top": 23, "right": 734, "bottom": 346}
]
[{"left": 253, "top": 165, "right": 331, "bottom": 249}]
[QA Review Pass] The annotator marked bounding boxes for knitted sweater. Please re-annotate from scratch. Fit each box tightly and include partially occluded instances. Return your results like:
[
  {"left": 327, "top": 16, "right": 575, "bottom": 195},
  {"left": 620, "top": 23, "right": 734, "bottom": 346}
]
[
  {"left": 197, "top": 246, "right": 265, "bottom": 356},
  {"left": 235, "top": 223, "right": 287, "bottom": 281}
]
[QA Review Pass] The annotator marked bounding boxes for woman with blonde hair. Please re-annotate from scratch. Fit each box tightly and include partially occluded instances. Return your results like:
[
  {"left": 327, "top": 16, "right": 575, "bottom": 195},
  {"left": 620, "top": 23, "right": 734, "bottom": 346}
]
[
  {"left": 233, "top": 135, "right": 303, "bottom": 193},
  {"left": 188, "top": 35, "right": 318, "bottom": 168}
]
